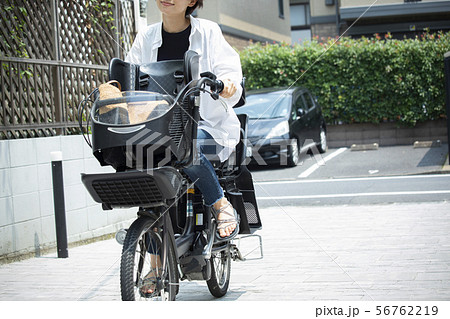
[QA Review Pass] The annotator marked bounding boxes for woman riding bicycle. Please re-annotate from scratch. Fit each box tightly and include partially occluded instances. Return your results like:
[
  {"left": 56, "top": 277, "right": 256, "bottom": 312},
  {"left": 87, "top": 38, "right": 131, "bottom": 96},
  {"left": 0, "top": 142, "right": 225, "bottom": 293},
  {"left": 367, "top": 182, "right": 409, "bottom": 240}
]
[{"left": 126, "top": 0, "right": 241, "bottom": 252}]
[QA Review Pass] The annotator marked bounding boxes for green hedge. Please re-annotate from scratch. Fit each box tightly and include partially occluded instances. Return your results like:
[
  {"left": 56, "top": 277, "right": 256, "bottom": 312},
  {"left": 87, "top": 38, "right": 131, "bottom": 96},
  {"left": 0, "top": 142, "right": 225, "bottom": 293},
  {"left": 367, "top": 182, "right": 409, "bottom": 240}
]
[{"left": 239, "top": 32, "right": 450, "bottom": 126}]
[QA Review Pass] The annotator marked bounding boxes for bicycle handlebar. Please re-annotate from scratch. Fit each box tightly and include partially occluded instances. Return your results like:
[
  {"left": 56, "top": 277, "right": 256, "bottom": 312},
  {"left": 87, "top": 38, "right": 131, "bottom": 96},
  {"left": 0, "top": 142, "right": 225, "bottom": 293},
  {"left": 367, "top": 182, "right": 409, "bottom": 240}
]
[{"left": 198, "top": 72, "right": 224, "bottom": 100}]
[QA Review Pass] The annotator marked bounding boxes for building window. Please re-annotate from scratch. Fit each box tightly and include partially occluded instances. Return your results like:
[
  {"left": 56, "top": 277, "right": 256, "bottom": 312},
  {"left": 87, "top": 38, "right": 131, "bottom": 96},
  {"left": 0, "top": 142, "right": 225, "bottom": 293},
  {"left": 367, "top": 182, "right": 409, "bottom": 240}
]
[
  {"left": 279, "top": 0, "right": 285, "bottom": 19},
  {"left": 290, "top": 4, "right": 310, "bottom": 27},
  {"left": 290, "top": 3, "right": 311, "bottom": 44}
]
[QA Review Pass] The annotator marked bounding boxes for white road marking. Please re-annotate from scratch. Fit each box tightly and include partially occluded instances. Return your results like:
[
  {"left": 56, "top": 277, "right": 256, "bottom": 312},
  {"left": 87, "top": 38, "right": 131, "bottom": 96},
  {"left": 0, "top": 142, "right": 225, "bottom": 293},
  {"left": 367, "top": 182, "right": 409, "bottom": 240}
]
[
  {"left": 257, "top": 190, "right": 450, "bottom": 200},
  {"left": 255, "top": 173, "right": 450, "bottom": 186},
  {"left": 297, "top": 147, "right": 347, "bottom": 178}
]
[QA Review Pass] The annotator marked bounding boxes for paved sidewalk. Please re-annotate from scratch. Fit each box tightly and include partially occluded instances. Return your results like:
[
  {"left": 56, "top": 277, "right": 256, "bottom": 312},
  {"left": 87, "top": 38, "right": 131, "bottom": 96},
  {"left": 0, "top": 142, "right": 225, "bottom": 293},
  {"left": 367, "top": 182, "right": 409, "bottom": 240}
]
[{"left": 1, "top": 201, "right": 450, "bottom": 301}]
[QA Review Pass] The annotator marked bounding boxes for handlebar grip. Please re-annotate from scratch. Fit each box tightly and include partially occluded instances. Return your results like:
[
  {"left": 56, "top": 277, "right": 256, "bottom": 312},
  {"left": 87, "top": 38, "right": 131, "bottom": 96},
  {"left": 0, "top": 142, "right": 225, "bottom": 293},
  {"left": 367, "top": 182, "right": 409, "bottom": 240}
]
[
  {"left": 216, "top": 80, "right": 224, "bottom": 94},
  {"left": 198, "top": 72, "right": 224, "bottom": 100}
]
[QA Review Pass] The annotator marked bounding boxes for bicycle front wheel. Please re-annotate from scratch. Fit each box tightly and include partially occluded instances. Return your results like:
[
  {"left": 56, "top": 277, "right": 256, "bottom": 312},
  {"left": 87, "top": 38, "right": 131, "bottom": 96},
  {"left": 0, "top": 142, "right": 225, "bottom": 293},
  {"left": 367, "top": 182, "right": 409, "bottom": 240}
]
[
  {"left": 206, "top": 247, "right": 231, "bottom": 298},
  {"left": 120, "top": 216, "right": 178, "bottom": 301}
]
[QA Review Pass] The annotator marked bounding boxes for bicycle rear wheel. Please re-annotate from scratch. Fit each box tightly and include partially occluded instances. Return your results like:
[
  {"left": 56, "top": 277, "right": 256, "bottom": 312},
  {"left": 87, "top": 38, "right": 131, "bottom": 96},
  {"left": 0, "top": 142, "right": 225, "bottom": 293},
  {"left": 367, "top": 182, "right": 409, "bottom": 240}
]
[
  {"left": 120, "top": 216, "right": 178, "bottom": 301},
  {"left": 206, "top": 247, "right": 231, "bottom": 297}
]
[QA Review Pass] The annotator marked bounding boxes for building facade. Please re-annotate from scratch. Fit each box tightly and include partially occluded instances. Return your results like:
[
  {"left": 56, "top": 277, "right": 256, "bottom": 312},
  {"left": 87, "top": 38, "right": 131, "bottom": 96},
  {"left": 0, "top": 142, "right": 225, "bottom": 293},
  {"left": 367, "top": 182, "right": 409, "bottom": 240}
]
[
  {"left": 339, "top": 0, "right": 450, "bottom": 38},
  {"left": 140, "top": 0, "right": 450, "bottom": 48},
  {"left": 300, "top": 0, "right": 450, "bottom": 42},
  {"left": 144, "top": 0, "right": 292, "bottom": 50}
]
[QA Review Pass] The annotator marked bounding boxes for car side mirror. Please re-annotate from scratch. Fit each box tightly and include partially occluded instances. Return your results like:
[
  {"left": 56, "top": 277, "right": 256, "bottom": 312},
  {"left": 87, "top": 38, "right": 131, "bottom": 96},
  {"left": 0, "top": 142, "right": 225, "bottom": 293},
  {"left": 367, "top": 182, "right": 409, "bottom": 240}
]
[{"left": 297, "top": 108, "right": 305, "bottom": 117}]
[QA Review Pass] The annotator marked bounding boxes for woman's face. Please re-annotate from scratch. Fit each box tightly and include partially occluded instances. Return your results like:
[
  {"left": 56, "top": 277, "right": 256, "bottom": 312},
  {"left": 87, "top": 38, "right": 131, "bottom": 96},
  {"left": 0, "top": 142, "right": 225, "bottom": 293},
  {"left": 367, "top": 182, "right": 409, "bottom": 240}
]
[{"left": 155, "top": 0, "right": 197, "bottom": 17}]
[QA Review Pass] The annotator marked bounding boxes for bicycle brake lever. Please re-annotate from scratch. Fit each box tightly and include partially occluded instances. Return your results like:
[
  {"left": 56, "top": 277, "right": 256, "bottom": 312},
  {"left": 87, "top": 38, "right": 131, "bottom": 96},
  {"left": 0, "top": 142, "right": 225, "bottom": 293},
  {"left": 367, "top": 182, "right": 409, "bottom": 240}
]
[
  {"left": 211, "top": 92, "right": 220, "bottom": 100},
  {"left": 200, "top": 71, "right": 216, "bottom": 80}
]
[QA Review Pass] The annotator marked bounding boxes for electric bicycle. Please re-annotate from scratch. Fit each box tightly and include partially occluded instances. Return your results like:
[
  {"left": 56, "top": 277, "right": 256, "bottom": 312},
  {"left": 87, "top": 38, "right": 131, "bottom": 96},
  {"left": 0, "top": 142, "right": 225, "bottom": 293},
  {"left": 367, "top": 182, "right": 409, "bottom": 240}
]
[{"left": 79, "top": 51, "right": 262, "bottom": 301}]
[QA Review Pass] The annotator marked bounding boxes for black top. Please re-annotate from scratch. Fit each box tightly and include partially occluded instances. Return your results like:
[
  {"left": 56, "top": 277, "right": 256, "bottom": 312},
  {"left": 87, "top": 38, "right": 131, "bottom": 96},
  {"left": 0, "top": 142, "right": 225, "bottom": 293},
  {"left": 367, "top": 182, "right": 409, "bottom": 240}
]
[{"left": 157, "top": 24, "right": 191, "bottom": 61}]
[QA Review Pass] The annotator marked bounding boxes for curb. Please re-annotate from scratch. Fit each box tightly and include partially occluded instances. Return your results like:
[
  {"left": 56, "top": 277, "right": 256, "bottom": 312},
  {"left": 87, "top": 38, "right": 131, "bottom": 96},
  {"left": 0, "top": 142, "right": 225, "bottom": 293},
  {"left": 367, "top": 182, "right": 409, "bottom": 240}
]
[
  {"left": 413, "top": 140, "right": 442, "bottom": 148},
  {"left": 443, "top": 154, "right": 450, "bottom": 172},
  {"left": 350, "top": 143, "right": 379, "bottom": 151},
  {"left": 0, "top": 233, "right": 116, "bottom": 265}
]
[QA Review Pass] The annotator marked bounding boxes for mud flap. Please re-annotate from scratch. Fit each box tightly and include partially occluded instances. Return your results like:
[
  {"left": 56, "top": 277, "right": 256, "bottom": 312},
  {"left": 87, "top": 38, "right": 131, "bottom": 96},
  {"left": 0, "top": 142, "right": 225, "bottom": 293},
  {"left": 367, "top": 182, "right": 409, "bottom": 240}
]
[
  {"left": 233, "top": 165, "right": 262, "bottom": 232},
  {"left": 227, "top": 191, "right": 250, "bottom": 234}
]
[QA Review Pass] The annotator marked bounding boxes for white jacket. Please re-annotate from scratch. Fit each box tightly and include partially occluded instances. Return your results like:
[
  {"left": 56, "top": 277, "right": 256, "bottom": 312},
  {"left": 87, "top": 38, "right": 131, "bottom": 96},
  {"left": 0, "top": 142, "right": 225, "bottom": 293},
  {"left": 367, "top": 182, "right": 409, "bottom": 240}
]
[{"left": 125, "top": 16, "right": 243, "bottom": 162}]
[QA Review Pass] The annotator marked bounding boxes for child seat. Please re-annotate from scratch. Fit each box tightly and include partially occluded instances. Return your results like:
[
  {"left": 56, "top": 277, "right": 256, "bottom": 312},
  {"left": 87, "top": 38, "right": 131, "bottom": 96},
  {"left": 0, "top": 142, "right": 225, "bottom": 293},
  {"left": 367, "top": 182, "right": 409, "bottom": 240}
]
[{"left": 91, "top": 52, "right": 200, "bottom": 170}]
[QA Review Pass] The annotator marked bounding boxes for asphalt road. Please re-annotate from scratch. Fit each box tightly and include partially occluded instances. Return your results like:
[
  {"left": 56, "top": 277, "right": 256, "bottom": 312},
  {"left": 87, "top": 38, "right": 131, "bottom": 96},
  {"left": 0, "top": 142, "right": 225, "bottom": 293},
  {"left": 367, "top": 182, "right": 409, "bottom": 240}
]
[
  {"left": 255, "top": 174, "right": 450, "bottom": 207},
  {"left": 249, "top": 144, "right": 450, "bottom": 207}
]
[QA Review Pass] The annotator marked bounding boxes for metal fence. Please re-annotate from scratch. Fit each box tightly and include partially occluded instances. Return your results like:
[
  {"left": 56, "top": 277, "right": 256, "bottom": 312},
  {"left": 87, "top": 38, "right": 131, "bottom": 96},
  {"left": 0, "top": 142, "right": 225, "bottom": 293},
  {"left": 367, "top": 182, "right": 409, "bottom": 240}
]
[{"left": 0, "top": 0, "right": 136, "bottom": 139}]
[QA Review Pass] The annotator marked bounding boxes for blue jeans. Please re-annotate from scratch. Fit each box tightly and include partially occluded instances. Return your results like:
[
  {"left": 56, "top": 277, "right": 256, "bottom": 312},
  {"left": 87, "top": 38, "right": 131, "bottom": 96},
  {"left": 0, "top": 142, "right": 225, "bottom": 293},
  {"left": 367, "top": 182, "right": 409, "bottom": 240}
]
[{"left": 183, "top": 130, "right": 224, "bottom": 206}]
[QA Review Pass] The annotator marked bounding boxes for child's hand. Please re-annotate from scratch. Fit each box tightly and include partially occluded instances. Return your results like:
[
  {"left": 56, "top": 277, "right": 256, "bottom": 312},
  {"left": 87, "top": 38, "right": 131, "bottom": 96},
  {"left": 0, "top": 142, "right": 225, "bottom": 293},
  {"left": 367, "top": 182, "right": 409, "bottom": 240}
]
[{"left": 219, "top": 79, "right": 237, "bottom": 99}]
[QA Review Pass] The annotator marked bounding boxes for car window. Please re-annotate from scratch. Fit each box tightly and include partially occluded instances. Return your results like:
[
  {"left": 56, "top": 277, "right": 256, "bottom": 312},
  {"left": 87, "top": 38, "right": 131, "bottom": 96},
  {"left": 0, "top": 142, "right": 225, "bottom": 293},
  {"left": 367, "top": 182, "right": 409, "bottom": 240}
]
[
  {"left": 235, "top": 93, "right": 291, "bottom": 119},
  {"left": 294, "top": 94, "right": 307, "bottom": 111},
  {"left": 292, "top": 94, "right": 307, "bottom": 120},
  {"left": 302, "top": 92, "right": 315, "bottom": 111}
]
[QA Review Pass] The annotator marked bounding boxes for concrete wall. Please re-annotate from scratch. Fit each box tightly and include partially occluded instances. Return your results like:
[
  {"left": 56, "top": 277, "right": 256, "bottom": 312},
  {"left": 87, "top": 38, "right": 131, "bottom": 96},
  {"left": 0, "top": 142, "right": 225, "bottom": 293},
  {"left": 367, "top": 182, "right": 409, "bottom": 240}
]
[
  {"left": 310, "top": 0, "right": 335, "bottom": 17},
  {"left": 312, "top": 22, "right": 337, "bottom": 39},
  {"left": 327, "top": 120, "right": 448, "bottom": 148},
  {"left": 213, "top": 0, "right": 292, "bottom": 43},
  {"left": 0, "top": 135, "right": 136, "bottom": 262}
]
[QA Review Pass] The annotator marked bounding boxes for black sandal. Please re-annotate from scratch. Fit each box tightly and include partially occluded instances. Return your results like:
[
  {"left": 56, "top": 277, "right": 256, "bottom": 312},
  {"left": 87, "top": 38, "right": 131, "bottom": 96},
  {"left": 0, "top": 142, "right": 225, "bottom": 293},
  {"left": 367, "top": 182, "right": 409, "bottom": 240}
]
[
  {"left": 139, "top": 268, "right": 160, "bottom": 298},
  {"left": 212, "top": 202, "right": 240, "bottom": 242}
]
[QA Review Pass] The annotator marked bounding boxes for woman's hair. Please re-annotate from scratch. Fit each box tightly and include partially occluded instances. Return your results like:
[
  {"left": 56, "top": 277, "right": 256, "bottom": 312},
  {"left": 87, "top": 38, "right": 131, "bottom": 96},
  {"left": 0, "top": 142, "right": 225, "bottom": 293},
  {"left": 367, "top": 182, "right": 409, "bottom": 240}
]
[{"left": 186, "top": 0, "right": 203, "bottom": 16}]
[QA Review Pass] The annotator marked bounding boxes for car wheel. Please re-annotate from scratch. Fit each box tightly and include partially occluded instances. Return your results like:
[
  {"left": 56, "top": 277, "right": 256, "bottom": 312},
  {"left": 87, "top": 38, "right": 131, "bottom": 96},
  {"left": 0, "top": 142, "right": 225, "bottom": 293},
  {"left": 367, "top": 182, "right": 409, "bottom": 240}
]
[
  {"left": 287, "top": 138, "right": 299, "bottom": 167},
  {"left": 317, "top": 127, "right": 327, "bottom": 154}
]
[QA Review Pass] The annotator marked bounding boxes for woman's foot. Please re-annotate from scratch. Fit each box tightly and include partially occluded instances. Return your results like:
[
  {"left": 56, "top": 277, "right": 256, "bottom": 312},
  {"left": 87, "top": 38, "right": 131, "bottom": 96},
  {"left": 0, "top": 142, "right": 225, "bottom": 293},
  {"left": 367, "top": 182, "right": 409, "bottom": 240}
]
[
  {"left": 213, "top": 197, "right": 238, "bottom": 238},
  {"left": 140, "top": 254, "right": 161, "bottom": 297},
  {"left": 140, "top": 269, "right": 158, "bottom": 296}
]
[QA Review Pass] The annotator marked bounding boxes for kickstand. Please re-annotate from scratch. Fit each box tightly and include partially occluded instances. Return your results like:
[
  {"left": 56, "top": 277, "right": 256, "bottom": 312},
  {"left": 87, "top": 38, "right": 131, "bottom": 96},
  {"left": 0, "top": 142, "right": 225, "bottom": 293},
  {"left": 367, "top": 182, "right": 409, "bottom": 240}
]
[{"left": 230, "top": 234, "right": 263, "bottom": 261}]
